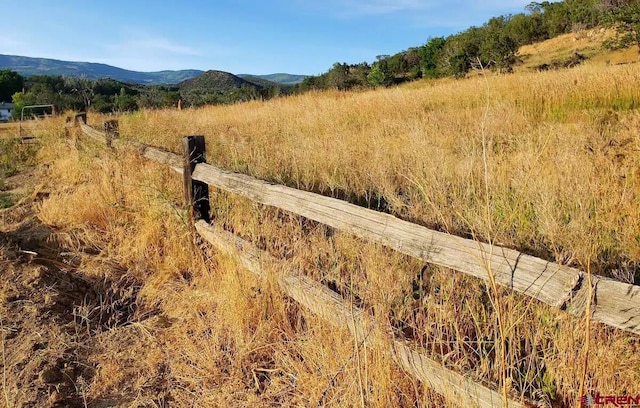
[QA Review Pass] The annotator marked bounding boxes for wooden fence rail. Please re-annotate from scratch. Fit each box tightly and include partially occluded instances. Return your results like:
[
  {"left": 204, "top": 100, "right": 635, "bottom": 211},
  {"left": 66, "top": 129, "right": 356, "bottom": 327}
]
[
  {"left": 0, "top": 136, "right": 39, "bottom": 144},
  {"left": 190, "top": 161, "right": 640, "bottom": 335},
  {"left": 72, "top": 115, "right": 640, "bottom": 407},
  {"left": 195, "top": 220, "right": 525, "bottom": 408}
]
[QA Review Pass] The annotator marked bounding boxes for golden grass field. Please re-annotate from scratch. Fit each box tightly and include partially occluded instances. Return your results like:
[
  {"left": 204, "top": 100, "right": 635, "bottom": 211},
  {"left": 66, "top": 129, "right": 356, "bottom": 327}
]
[
  {"left": 2, "top": 39, "right": 640, "bottom": 407},
  {"left": 0, "top": 123, "right": 17, "bottom": 139}
]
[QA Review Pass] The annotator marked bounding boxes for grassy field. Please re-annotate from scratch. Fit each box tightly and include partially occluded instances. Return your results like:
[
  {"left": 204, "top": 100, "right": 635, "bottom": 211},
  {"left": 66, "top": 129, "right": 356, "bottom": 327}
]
[
  {"left": 0, "top": 123, "right": 17, "bottom": 139},
  {"left": 3, "top": 45, "right": 640, "bottom": 406},
  {"left": 119, "top": 61, "right": 640, "bottom": 276}
]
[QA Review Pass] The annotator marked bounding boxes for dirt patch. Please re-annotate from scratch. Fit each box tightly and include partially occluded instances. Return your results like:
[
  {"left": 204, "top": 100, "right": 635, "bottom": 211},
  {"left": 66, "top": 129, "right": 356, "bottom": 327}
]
[
  {"left": 0, "top": 202, "right": 95, "bottom": 407},
  {"left": 0, "top": 199, "right": 161, "bottom": 407},
  {"left": 535, "top": 52, "right": 588, "bottom": 71}
]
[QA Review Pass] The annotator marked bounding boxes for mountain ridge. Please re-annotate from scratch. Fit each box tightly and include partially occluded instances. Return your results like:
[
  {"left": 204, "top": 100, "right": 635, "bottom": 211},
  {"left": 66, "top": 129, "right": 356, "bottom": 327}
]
[
  {"left": 0, "top": 54, "right": 306, "bottom": 85},
  {"left": 239, "top": 73, "right": 307, "bottom": 85}
]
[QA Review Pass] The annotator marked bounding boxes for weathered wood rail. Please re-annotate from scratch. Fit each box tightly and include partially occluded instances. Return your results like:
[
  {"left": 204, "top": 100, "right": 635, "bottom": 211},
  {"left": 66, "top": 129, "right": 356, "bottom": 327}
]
[
  {"left": 72, "top": 115, "right": 640, "bottom": 407},
  {"left": 195, "top": 220, "right": 524, "bottom": 408},
  {"left": 189, "top": 162, "right": 640, "bottom": 334}
]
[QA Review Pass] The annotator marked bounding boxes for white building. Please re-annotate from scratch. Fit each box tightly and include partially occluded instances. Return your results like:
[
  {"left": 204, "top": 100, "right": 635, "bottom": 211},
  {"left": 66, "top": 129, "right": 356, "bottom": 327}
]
[{"left": 0, "top": 102, "right": 14, "bottom": 122}]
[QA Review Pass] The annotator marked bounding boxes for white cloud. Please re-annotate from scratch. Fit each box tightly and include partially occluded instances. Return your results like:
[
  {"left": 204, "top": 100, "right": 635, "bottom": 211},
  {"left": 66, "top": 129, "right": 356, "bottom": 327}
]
[
  {"left": 109, "top": 36, "right": 202, "bottom": 58},
  {"left": 94, "top": 30, "right": 216, "bottom": 71}
]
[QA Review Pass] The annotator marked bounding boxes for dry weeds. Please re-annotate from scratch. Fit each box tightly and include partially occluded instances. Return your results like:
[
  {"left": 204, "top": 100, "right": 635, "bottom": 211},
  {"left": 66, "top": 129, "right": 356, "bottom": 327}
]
[{"left": 2, "top": 59, "right": 639, "bottom": 407}]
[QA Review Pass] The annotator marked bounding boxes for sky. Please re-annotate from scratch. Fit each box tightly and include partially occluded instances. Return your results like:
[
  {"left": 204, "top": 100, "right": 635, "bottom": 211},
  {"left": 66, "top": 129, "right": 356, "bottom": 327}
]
[{"left": 1, "top": 1, "right": 533, "bottom": 76}]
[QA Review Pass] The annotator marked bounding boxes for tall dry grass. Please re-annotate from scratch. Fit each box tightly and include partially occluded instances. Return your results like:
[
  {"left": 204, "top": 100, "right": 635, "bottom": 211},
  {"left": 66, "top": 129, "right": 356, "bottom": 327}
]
[
  {"left": 30, "top": 62, "right": 640, "bottom": 407},
  {"left": 122, "top": 63, "right": 640, "bottom": 277}
]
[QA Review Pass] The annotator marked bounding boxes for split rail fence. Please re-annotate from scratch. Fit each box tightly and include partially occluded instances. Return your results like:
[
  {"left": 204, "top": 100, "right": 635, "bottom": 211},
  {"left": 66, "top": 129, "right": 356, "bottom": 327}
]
[{"left": 70, "top": 114, "right": 640, "bottom": 408}]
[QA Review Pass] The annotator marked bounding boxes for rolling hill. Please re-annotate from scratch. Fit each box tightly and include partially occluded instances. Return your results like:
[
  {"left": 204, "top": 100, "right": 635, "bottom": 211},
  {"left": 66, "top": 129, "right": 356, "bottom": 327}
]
[
  {"left": 0, "top": 54, "right": 307, "bottom": 85},
  {"left": 0, "top": 54, "right": 203, "bottom": 85},
  {"left": 239, "top": 73, "right": 307, "bottom": 85},
  {"left": 179, "top": 70, "right": 261, "bottom": 93},
  {"left": 177, "top": 70, "right": 286, "bottom": 106}
]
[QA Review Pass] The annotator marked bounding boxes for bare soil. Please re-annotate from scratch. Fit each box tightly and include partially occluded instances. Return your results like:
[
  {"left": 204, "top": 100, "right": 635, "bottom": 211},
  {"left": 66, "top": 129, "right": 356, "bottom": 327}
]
[
  {"left": 0, "top": 197, "right": 96, "bottom": 407},
  {"left": 0, "top": 171, "right": 163, "bottom": 407}
]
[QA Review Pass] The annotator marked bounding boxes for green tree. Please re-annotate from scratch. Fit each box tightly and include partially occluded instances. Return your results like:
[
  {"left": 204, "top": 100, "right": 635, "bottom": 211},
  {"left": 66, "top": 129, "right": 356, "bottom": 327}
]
[
  {"left": 540, "top": 1, "right": 572, "bottom": 37},
  {"left": 602, "top": 0, "right": 640, "bottom": 51},
  {"left": 11, "top": 92, "right": 29, "bottom": 120},
  {"left": 326, "top": 62, "right": 351, "bottom": 90},
  {"left": 115, "top": 87, "right": 137, "bottom": 111},
  {"left": 91, "top": 94, "right": 115, "bottom": 113},
  {"left": 506, "top": 13, "right": 548, "bottom": 45},
  {"left": 367, "top": 62, "right": 386, "bottom": 87},
  {"left": 481, "top": 16, "right": 519, "bottom": 71},
  {"left": 65, "top": 76, "right": 94, "bottom": 109},
  {"left": 565, "top": 0, "right": 601, "bottom": 29},
  {"left": 438, "top": 28, "right": 484, "bottom": 77},
  {"left": 385, "top": 53, "right": 406, "bottom": 79},
  {"left": 232, "top": 83, "right": 261, "bottom": 102},
  {"left": 0, "top": 70, "right": 24, "bottom": 103},
  {"left": 347, "top": 62, "right": 371, "bottom": 88},
  {"left": 420, "top": 37, "right": 446, "bottom": 78},
  {"left": 294, "top": 75, "right": 326, "bottom": 93}
]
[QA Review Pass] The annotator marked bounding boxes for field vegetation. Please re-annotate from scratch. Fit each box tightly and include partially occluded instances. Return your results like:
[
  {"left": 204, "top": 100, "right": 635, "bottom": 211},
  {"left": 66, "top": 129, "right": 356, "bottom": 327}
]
[
  {"left": 0, "top": 124, "right": 38, "bottom": 207},
  {"left": 0, "top": 54, "right": 634, "bottom": 407},
  {"left": 0, "top": 8, "right": 639, "bottom": 401}
]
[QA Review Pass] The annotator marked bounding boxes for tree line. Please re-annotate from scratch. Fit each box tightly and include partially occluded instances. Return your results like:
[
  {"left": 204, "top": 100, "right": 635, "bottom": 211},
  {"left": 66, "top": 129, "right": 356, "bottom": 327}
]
[
  {"left": 0, "top": 72, "right": 183, "bottom": 117},
  {"left": 0, "top": 71, "right": 288, "bottom": 118},
  {"left": 293, "top": 0, "right": 640, "bottom": 92}
]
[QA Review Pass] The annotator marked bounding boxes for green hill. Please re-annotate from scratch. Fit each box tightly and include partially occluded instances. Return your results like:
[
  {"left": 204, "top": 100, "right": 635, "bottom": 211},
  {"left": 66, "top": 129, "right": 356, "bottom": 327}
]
[
  {"left": 239, "top": 74, "right": 292, "bottom": 89},
  {"left": 0, "top": 54, "right": 307, "bottom": 86},
  {"left": 178, "top": 70, "right": 265, "bottom": 106},
  {"left": 239, "top": 73, "right": 307, "bottom": 85},
  {"left": 179, "top": 70, "right": 259, "bottom": 93},
  {"left": 0, "top": 54, "right": 203, "bottom": 85}
]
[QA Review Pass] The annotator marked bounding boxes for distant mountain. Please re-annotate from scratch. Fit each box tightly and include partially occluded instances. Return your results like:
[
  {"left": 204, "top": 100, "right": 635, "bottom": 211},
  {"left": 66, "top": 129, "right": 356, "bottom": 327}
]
[
  {"left": 240, "top": 74, "right": 292, "bottom": 89},
  {"left": 0, "top": 54, "right": 203, "bottom": 85},
  {"left": 0, "top": 54, "right": 307, "bottom": 86},
  {"left": 239, "top": 73, "right": 307, "bottom": 85}
]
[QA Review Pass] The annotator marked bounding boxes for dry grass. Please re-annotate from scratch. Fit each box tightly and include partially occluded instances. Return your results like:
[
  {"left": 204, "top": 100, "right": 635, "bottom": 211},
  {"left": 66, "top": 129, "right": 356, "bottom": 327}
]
[
  {"left": 0, "top": 123, "right": 17, "bottom": 139},
  {"left": 517, "top": 28, "right": 619, "bottom": 70},
  {"left": 22, "top": 60, "right": 640, "bottom": 407},
  {"left": 122, "top": 62, "right": 640, "bottom": 275},
  {"left": 516, "top": 27, "right": 640, "bottom": 70}
]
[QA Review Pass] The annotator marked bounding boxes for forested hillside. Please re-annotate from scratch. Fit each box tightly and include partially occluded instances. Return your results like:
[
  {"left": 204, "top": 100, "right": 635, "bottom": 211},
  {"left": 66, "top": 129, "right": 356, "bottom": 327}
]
[{"left": 294, "top": 0, "right": 640, "bottom": 91}]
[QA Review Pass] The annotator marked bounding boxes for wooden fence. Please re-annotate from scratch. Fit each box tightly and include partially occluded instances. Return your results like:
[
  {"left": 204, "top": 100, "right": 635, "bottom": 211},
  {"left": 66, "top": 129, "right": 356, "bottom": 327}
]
[{"left": 70, "top": 114, "right": 640, "bottom": 407}]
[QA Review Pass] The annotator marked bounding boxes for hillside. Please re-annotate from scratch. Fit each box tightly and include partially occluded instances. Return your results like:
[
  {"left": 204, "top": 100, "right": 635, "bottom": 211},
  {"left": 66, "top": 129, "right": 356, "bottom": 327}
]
[
  {"left": 515, "top": 28, "right": 639, "bottom": 71},
  {"left": 239, "top": 73, "right": 307, "bottom": 85},
  {"left": 178, "top": 70, "right": 270, "bottom": 106},
  {"left": 3, "top": 59, "right": 635, "bottom": 407},
  {"left": 179, "top": 70, "right": 258, "bottom": 93},
  {"left": 239, "top": 74, "right": 293, "bottom": 89},
  {"left": 0, "top": 54, "right": 306, "bottom": 86},
  {"left": 0, "top": 54, "right": 203, "bottom": 85}
]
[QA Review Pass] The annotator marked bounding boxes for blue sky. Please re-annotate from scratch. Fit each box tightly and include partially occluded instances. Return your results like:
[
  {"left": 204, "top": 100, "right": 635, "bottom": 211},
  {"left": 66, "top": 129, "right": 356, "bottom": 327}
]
[{"left": 2, "top": 1, "right": 532, "bottom": 75}]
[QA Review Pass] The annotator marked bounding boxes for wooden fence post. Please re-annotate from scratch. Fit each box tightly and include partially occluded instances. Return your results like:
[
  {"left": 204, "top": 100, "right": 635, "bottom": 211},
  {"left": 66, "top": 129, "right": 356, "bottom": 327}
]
[
  {"left": 104, "top": 120, "right": 119, "bottom": 148},
  {"left": 65, "top": 116, "right": 72, "bottom": 138},
  {"left": 182, "top": 136, "right": 211, "bottom": 225},
  {"left": 74, "top": 112, "right": 87, "bottom": 125}
]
